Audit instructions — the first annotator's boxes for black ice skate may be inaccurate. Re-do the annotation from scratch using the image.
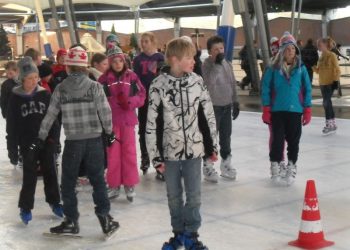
[97,214,120,240]
[140,157,150,175]
[44,218,81,239]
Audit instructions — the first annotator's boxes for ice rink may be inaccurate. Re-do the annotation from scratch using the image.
[0,112,349,250]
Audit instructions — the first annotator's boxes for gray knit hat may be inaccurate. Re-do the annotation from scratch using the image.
[17,56,39,81]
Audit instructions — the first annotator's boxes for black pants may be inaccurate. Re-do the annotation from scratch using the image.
[242,67,252,87]
[138,103,149,163]
[320,85,335,120]
[7,134,19,163]
[270,112,302,164]
[18,142,61,211]
[306,66,314,83]
[214,105,232,160]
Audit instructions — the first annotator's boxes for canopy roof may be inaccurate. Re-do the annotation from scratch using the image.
[0,0,349,23]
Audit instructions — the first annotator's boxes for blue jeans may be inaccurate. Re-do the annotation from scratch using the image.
[214,105,232,159]
[320,85,335,120]
[164,158,202,233]
[61,137,110,221]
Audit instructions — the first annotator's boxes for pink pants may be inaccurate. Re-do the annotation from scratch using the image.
[106,125,139,188]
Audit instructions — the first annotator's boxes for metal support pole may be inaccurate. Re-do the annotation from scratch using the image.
[216,3,222,30]
[133,6,140,34]
[16,23,23,57]
[174,17,180,38]
[49,0,65,48]
[69,0,80,44]
[35,15,42,53]
[63,0,77,45]
[261,0,271,57]
[96,20,102,44]
[241,1,260,95]
[295,0,303,40]
[252,0,270,69]
[291,0,297,36]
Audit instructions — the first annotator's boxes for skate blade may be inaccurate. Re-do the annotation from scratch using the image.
[322,131,336,136]
[104,226,120,241]
[43,232,82,239]
[220,174,236,181]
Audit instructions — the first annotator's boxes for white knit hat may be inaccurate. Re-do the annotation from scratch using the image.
[65,46,88,67]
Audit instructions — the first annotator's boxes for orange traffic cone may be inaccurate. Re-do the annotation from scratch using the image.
[289,180,334,249]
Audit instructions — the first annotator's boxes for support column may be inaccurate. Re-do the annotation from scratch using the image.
[261,0,271,57]
[34,0,53,58]
[49,0,65,48]
[69,0,80,44]
[63,0,77,45]
[253,0,270,68]
[321,10,330,38]
[174,17,180,38]
[96,20,102,44]
[295,0,303,40]
[291,0,297,36]
[131,6,140,34]
[16,23,23,57]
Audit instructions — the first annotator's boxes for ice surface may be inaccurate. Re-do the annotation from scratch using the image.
[0,112,349,250]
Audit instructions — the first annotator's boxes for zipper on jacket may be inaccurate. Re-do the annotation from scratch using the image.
[179,79,188,157]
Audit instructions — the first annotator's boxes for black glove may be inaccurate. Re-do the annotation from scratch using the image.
[103,84,110,97]
[106,132,117,147]
[232,102,240,120]
[26,138,44,163]
[215,53,225,64]
[129,80,139,97]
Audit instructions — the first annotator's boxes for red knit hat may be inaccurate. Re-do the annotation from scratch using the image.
[56,48,67,60]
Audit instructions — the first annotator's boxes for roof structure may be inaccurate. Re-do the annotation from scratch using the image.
[0,0,349,23]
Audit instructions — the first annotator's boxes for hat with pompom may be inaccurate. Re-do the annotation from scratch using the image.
[107,45,125,63]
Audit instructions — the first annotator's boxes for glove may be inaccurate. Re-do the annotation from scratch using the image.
[155,163,165,174]
[262,106,271,124]
[117,92,129,110]
[26,138,44,163]
[209,152,218,162]
[302,107,312,126]
[215,53,225,64]
[232,102,240,120]
[106,132,117,147]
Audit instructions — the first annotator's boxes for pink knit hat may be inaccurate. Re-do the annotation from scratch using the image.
[65,46,88,67]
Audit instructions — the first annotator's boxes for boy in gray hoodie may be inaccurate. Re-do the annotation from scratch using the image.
[29,45,119,237]
[202,35,240,183]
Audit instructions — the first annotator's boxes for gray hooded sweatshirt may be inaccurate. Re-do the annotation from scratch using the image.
[202,57,238,106]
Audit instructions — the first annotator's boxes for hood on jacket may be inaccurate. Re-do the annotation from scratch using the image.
[60,73,93,98]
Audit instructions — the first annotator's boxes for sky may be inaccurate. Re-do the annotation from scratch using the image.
[101,5,350,34]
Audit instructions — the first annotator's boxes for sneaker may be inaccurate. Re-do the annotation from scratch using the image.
[50,203,64,218]
[270,161,281,184]
[282,161,297,186]
[183,232,208,250]
[162,233,184,250]
[220,155,237,180]
[50,217,79,234]
[124,186,136,202]
[97,214,120,235]
[203,159,219,183]
[108,187,120,200]
[20,208,32,225]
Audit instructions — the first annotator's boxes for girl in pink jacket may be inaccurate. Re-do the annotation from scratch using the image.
[99,46,146,202]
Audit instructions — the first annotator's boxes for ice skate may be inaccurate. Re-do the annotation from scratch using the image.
[203,159,218,183]
[183,232,208,250]
[270,161,281,185]
[220,155,237,180]
[282,161,297,186]
[107,187,120,200]
[20,208,32,225]
[124,186,136,202]
[49,218,80,235]
[162,233,184,250]
[97,214,120,240]
[140,156,150,175]
[156,170,165,182]
[322,120,336,135]
[50,203,64,218]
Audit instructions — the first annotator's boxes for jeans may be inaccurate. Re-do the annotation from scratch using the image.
[164,158,202,233]
[18,142,60,210]
[270,112,302,164]
[214,105,232,160]
[320,85,335,120]
[61,137,110,221]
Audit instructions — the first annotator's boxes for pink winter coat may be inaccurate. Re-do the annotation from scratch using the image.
[98,69,146,127]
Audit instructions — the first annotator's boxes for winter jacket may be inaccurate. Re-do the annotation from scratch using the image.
[301,44,319,68]
[262,64,312,113]
[313,50,341,85]
[6,85,59,147]
[146,69,218,167]
[202,57,238,106]
[51,64,67,91]
[1,78,18,118]
[38,73,113,141]
[98,69,146,127]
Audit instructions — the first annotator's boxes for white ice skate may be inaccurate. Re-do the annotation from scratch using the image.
[282,161,297,186]
[107,187,120,200]
[124,186,136,202]
[270,162,281,185]
[322,120,337,136]
[203,159,219,183]
[220,155,237,180]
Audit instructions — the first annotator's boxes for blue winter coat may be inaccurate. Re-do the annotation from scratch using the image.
[262,64,312,113]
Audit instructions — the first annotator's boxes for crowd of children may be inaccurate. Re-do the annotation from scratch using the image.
[0,29,342,248]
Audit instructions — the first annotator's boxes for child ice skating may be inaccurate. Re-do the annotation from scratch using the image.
[99,45,146,201]
[6,57,62,224]
[262,32,312,185]
[34,46,119,237]
[146,38,218,250]
[202,35,240,183]
[133,31,165,179]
